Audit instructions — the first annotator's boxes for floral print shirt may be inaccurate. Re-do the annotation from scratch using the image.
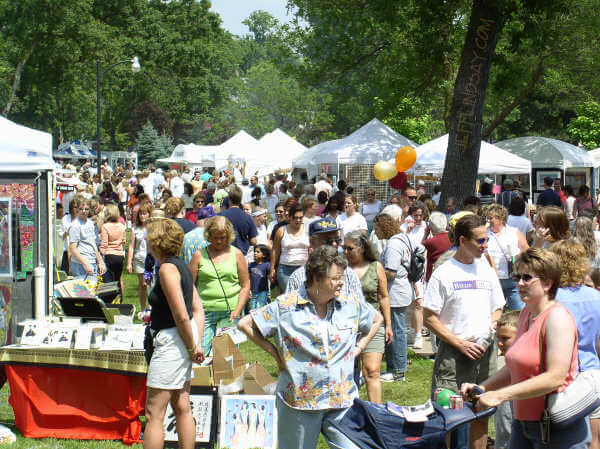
[251,284,375,410]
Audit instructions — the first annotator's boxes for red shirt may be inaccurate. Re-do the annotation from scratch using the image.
[555,189,566,206]
[422,232,452,281]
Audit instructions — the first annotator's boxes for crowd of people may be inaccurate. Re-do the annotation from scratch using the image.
[54,159,600,449]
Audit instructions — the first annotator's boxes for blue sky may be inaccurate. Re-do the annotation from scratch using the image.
[209,0,294,36]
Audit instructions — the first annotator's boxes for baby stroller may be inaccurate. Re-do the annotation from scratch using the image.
[332,397,496,449]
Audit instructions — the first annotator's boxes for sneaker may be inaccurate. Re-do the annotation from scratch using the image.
[393,372,406,382]
[412,335,424,349]
[421,329,430,337]
[380,372,394,382]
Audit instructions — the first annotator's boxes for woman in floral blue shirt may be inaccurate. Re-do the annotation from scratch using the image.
[238,245,383,449]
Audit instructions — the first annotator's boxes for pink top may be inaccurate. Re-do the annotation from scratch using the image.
[100,222,126,256]
[505,302,578,421]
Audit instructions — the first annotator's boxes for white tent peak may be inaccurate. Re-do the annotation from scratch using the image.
[0,116,53,172]
[220,130,259,150]
[495,136,594,168]
[347,118,418,149]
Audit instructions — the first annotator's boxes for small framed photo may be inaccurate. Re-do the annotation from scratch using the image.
[535,170,561,191]
[164,386,218,448]
[0,198,12,278]
[219,395,277,449]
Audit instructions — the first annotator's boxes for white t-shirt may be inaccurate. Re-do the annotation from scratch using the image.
[506,215,533,238]
[487,225,520,279]
[423,257,505,341]
[337,212,367,236]
[400,219,427,245]
[566,196,576,220]
[314,180,332,198]
[360,200,382,222]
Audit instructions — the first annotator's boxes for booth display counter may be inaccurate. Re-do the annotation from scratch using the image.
[0,346,146,445]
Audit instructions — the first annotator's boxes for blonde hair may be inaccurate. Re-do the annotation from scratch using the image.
[146,218,184,258]
[103,204,120,223]
[204,216,235,245]
[164,197,185,217]
[484,203,508,223]
[497,310,520,329]
[549,239,590,287]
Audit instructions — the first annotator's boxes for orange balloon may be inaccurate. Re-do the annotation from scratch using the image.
[395,146,417,172]
[373,161,397,181]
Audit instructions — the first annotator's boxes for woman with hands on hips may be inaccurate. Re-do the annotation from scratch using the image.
[189,216,250,355]
[143,218,205,449]
[237,245,383,449]
[461,248,588,449]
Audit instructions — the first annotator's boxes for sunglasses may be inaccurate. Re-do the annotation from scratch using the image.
[473,237,489,244]
[512,273,537,283]
[342,246,357,252]
[407,196,417,200]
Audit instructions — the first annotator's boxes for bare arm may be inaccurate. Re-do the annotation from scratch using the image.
[231,249,251,321]
[189,250,202,286]
[191,288,205,350]
[160,263,204,362]
[99,226,108,256]
[69,241,92,273]
[126,231,135,272]
[355,310,384,357]
[376,262,393,343]
[238,315,285,372]
[474,306,576,410]
[516,229,529,252]
[424,308,487,360]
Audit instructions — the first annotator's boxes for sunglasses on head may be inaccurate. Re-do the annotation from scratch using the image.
[512,273,537,282]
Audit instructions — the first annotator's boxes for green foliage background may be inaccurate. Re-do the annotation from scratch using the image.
[1,0,600,165]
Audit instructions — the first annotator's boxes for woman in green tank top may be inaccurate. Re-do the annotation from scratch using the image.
[343,231,393,403]
[189,216,251,354]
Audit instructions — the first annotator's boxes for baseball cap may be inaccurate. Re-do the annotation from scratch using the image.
[197,206,216,219]
[503,178,514,186]
[251,208,267,217]
[309,217,340,236]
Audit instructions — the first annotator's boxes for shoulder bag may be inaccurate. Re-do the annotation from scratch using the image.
[538,311,600,441]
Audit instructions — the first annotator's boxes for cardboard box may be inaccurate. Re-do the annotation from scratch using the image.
[212,334,247,386]
[191,365,214,386]
[243,362,277,395]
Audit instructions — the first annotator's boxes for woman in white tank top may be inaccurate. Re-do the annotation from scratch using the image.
[270,205,309,291]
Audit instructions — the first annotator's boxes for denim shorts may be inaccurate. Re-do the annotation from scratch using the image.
[509,417,590,448]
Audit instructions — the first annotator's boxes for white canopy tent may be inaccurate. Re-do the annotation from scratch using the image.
[157,143,217,167]
[495,136,594,169]
[0,116,53,322]
[0,116,54,172]
[586,147,600,166]
[244,129,309,177]
[413,134,532,175]
[215,130,260,170]
[293,118,418,178]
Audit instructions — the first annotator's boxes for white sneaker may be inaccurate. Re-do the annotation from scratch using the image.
[380,372,394,382]
[412,335,424,349]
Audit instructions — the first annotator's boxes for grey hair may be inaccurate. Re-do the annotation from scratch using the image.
[305,245,348,286]
[344,231,377,262]
[428,211,448,234]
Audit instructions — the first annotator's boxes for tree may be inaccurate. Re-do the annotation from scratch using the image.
[440,0,506,206]
[568,101,600,150]
[135,121,171,168]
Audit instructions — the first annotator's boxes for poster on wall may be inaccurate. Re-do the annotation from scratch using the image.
[0,198,12,278]
[219,395,277,449]
[164,386,218,448]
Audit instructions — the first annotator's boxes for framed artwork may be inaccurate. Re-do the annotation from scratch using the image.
[565,172,588,191]
[0,198,12,278]
[535,170,561,191]
[164,386,218,448]
[219,395,277,449]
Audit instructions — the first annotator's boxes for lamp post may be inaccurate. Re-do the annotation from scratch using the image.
[96,56,141,179]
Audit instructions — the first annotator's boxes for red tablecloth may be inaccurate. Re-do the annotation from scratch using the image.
[6,364,146,445]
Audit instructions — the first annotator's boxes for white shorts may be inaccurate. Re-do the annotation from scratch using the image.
[133,259,145,274]
[146,325,199,390]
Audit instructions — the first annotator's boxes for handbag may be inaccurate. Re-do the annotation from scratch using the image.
[538,312,600,433]
[143,325,155,365]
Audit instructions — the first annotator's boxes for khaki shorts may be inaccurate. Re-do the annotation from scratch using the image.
[363,326,385,353]
[586,369,600,419]
[431,340,498,398]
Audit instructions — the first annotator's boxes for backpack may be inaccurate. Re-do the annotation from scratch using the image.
[400,234,425,283]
